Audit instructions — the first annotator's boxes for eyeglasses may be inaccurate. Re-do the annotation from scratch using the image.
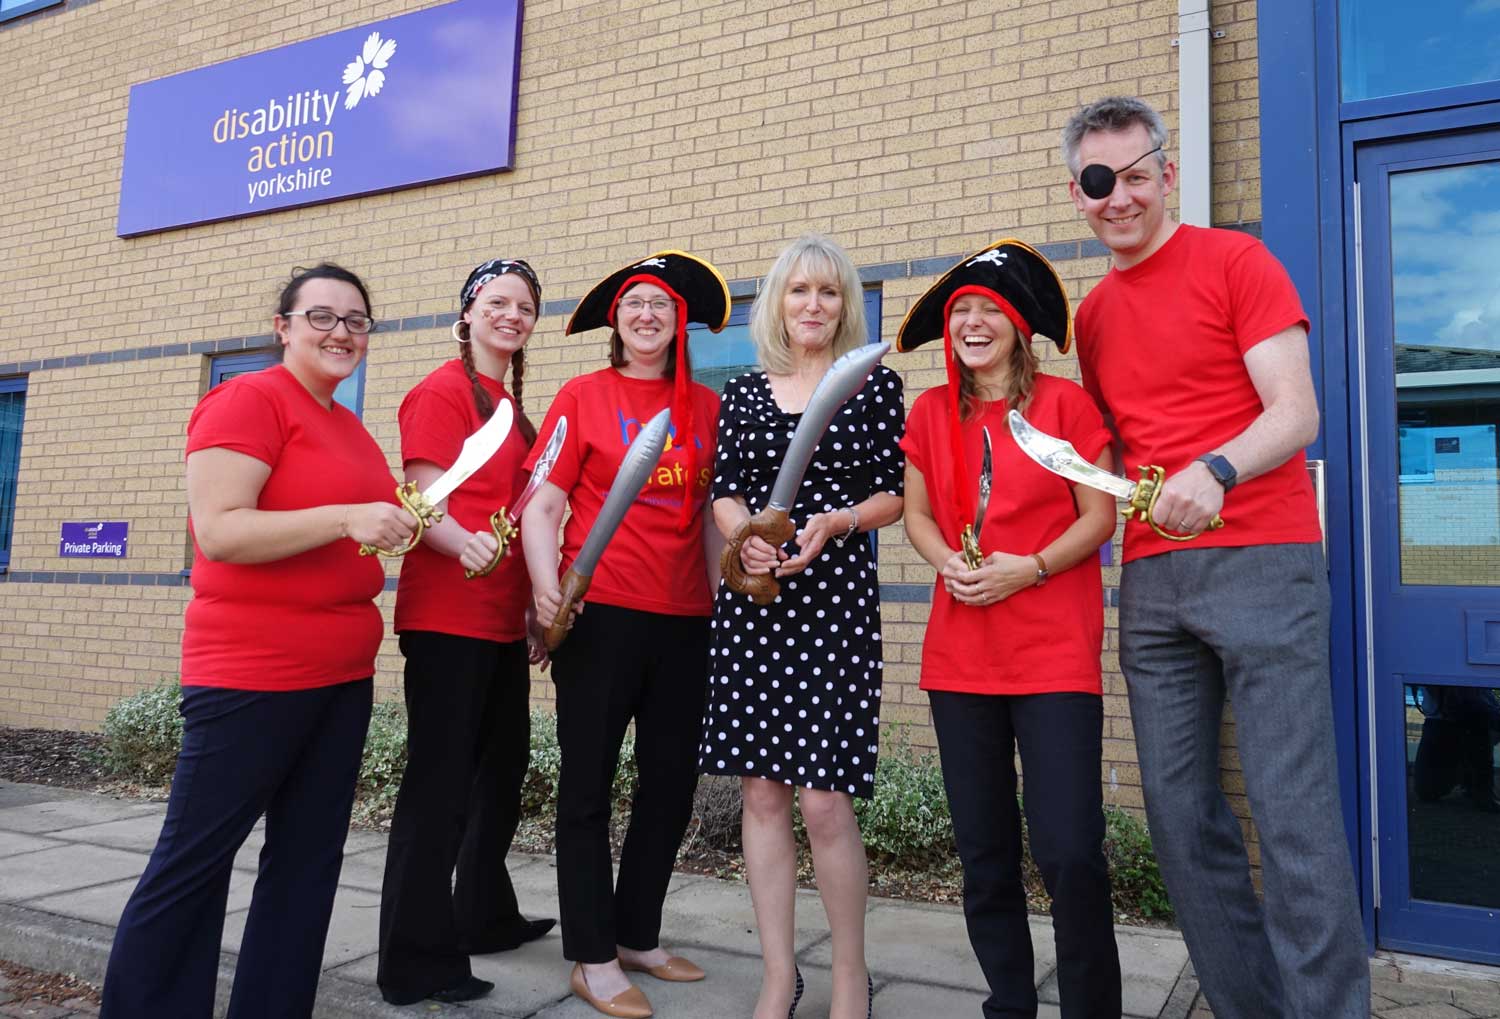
[618,297,675,315]
[1078,146,1164,200]
[284,309,377,334]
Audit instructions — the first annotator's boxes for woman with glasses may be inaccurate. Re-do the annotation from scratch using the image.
[699,234,905,1019]
[376,259,556,1006]
[521,252,728,1019]
[102,264,417,1019]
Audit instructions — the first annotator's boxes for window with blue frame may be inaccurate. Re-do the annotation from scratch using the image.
[210,349,366,417]
[1340,1,1500,102]
[688,286,884,393]
[0,376,26,571]
[0,0,64,24]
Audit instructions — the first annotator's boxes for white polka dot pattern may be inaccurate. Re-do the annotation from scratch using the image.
[698,365,905,799]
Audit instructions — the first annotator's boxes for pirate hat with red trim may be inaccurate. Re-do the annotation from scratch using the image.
[565,250,731,336]
[895,239,1072,354]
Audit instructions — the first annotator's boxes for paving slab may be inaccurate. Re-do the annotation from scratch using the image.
[0,798,162,837]
[802,898,1022,992]
[0,846,151,903]
[529,946,827,1019]
[39,813,170,854]
[0,834,64,860]
[657,873,831,958]
[24,868,256,928]
[0,786,91,811]
[874,979,1062,1018]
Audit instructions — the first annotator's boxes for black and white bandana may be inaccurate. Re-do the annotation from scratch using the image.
[460,258,541,311]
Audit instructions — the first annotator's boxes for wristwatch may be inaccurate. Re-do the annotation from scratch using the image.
[1195,453,1238,493]
[1029,552,1049,587]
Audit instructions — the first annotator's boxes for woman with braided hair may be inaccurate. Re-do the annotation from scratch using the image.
[377,258,555,1007]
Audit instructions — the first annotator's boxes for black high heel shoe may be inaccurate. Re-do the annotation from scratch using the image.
[787,966,804,1019]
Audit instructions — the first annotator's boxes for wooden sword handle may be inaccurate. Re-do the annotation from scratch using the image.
[720,506,797,606]
[544,568,591,651]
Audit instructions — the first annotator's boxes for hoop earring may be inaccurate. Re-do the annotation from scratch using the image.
[452,320,470,344]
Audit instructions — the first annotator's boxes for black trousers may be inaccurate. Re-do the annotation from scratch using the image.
[101,679,372,1019]
[377,632,532,997]
[551,603,709,962]
[928,690,1122,1019]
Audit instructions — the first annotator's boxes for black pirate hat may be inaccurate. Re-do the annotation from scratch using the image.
[895,239,1071,354]
[565,250,730,336]
[895,240,1072,545]
[567,250,729,532]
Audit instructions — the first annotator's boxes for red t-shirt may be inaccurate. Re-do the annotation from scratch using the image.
[1074,224,1322,563]
[526,367,719,617]
[182,364,396,690]
[394,360,533,643]
[900,375,1111,695]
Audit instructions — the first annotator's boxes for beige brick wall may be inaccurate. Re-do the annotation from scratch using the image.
[1,0,1263,830]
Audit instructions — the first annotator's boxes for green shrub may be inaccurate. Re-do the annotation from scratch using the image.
[853,729,955,867]
[1102,804,1173,921]
[101,681,183,785]
[355,699,408,819]
[520,708,562,816]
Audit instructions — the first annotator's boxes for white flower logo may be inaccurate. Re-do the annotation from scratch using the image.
[342,31,397,110]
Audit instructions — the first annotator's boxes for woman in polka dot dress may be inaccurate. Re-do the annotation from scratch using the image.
[699,235,905,1019]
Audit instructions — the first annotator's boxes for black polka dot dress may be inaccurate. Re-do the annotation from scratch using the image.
[699,364,905,799]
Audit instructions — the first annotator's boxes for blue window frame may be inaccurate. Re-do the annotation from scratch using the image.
[688,286,884,393]
[210,349,366,417]
[1,0,63,24]
[0,376,27,571]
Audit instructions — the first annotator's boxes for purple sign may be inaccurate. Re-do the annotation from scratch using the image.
[117,0,522,237]
[60,522,129,558]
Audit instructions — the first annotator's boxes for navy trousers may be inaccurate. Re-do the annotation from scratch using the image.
[929,690,1122,1019]
[377,632,532,998]
[101,679,372,1019]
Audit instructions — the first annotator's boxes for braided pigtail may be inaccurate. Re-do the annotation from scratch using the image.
[511,347,538,445]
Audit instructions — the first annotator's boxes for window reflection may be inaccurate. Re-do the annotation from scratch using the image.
[1342,1,1500,102]
[1391,164,1500,586]
[1405,682,1500,908]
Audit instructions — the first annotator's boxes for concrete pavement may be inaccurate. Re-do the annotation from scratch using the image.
[0,781,1495,1018]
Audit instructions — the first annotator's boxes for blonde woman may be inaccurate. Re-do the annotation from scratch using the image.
[700,235,905,1019]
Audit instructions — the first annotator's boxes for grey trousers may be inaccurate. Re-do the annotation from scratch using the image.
[1120,543,1368,1019]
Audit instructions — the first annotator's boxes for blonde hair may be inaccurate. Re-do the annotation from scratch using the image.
[750,235,867,375]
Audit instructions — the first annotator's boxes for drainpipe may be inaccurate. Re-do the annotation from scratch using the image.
[1177,0,1212,226]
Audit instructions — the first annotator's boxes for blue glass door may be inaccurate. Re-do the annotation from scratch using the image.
[1355,128,1500,965]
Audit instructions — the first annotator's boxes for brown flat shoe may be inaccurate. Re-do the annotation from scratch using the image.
[620,954,706,982]
[570,963,654,1018]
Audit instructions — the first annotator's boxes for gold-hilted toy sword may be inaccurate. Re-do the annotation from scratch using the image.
[464,416,568,580]
[960,426,992,570]
[358,400,515,559]
[1007,410,1224,543]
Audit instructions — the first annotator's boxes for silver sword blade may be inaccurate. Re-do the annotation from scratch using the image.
[1007,409,1135,500]
[507,416,568,522]
[423,399,515,505]
[974,426,993,544]
[767,342,890,511]
[570,407,672,578]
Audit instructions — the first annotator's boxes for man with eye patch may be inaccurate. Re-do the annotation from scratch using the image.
[1059,96,1369,1019]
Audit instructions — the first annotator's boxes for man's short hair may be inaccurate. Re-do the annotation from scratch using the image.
[1060,96,1169,177]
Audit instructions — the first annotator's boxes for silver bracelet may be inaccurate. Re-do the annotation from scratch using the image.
[833,506,860,547]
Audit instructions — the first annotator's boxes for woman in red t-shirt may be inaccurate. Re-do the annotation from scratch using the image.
[102,264,417,1019]
[521,252,727,1019]
[896,241,1124,1018]
[376,259,556,1007]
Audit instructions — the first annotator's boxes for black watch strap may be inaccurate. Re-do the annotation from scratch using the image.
[1195,453,1238,493]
